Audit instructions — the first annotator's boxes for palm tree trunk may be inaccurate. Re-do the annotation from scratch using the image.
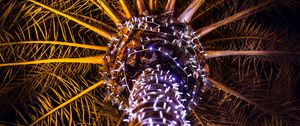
[106,15,209,126]
[128,67,188,126]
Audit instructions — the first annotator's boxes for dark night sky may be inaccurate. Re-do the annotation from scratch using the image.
[258,5,300,99]
[277,6,300,99]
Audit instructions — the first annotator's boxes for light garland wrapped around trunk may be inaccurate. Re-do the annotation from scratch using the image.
[103,15,210,125]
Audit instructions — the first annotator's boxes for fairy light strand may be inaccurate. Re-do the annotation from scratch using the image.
[102,15,211,125]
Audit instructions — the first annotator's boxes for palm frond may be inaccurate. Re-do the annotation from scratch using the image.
[177,0,204,23]
[0,0,299,125]
[196,0,274,38]
[27,0,115,40]
[30,80,105,125]
[0,41,107,51]
[206,50,300,58]
[136,0,149,15]
[89,0,124,26]
[0,55,105,67]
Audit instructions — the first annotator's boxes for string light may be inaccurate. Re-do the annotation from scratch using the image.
[102,14,211,125]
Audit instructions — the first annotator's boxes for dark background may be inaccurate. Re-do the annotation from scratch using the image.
[257,5,300,100]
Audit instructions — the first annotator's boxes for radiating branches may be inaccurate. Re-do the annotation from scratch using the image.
[165,0,176,15]
[149,0,158,13]
[0,41,108,51]
[136,0,149,15]
[191,0,225,22]
[0,55,106,67]
[208,78,270,114]
[119,0,133,18]
[205,51,300,59]
[30,80,105,126]
[27,0,115,41]
[90,0,124,27]
[196,0,274,38]
[177,0,204,23]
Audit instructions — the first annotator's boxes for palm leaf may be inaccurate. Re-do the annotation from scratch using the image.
[0,0,299,125]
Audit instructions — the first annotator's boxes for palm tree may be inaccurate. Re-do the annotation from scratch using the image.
[0,0,299,125]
